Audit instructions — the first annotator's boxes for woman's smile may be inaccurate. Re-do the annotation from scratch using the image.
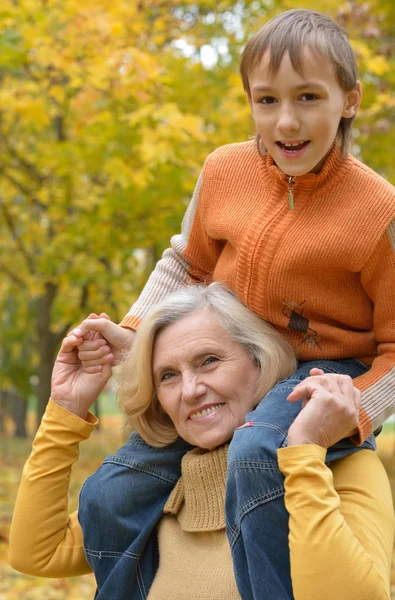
[152,309,259,449]
[188,403,226,421]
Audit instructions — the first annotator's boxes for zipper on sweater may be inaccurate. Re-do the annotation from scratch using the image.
[287,176,295,210]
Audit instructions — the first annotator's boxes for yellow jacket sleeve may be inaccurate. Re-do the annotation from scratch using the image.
[9,400,98,577]
[278,445,394,600]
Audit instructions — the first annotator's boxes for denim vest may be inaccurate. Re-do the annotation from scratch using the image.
[79,359,376,600]
[79,434,192,599]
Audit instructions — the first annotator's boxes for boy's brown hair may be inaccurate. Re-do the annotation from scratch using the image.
[240,9,358,157]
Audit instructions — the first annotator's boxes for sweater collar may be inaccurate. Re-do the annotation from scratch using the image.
[164,444,228,532]
[259,141,350,194]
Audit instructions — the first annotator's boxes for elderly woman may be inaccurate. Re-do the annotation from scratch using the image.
[9,284,394,600]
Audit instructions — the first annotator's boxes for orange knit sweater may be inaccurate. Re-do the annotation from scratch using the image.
[121,141,395,443]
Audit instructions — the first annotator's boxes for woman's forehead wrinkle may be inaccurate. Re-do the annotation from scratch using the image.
[153,332,226,372]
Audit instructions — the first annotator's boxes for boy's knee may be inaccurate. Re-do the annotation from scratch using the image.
[229,422,287,465]
[228,380,305,465]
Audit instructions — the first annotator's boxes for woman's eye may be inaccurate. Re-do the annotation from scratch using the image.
[202,356,219,366]
[300,93,318,101]
[160,372,175,382]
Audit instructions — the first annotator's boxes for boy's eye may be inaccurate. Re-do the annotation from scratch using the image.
[300,93,318,101]
[259,96,277,105]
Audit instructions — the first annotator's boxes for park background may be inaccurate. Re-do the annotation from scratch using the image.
[0,0,394,597]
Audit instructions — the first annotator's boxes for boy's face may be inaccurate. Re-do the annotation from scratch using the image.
[247,47,361,176]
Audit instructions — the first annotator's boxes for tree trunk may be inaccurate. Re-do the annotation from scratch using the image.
[0,389,7,434]
[36,283,62,429]
[12,394,27,438]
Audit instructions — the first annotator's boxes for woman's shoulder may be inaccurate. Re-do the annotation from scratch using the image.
[331,449,393,506]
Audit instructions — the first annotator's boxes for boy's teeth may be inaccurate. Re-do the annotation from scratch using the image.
[279,140,309,152]
[190,404,224,420]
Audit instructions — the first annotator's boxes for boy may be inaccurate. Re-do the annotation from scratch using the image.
[74,9,395,598]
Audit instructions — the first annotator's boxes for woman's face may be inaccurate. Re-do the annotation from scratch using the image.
[152,309,259,450]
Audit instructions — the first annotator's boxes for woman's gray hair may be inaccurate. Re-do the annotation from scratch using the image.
[117,283,296,447]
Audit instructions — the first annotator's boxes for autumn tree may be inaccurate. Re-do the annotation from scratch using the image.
[0,0,394,431]
[0,0,260,428]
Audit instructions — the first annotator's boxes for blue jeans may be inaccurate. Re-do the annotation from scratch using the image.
[226,358,375,600]
[78,359,375,599]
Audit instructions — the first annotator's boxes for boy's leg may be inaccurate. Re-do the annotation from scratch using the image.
[226,359,375,600]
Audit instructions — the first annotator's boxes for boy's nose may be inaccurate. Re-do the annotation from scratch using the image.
[277,105,300,132]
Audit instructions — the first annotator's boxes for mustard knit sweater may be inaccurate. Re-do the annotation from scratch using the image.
[120,141,395,444]
[9,401,394,600]
[148,445,240,599]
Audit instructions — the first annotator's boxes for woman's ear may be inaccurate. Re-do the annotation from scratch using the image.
[342,81,362,119]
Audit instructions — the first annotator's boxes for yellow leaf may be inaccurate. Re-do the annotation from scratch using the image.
[15,99,50,128]
[50,85,66,103]
[365,55,390,77]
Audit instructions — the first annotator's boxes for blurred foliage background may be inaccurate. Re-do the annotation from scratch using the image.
[0,0,394,429]
[0,0,394,597]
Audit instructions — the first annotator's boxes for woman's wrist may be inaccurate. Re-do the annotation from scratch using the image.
[50,397,89,420]
[287,434,322,447]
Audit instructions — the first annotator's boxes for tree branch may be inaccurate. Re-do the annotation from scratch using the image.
[1,170,48,211]
[1,137,46,186]
[0,263,26,287]
[2,170,34,196]
[79,283,89,311]
[0,200,36,274]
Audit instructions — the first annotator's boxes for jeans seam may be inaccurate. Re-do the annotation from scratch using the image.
[321,365,362,376]
[226,486,286,547]
[228,460,281,474]
[137,563,147,600]
[84,548,141,560]
[102,457,180,484]
[267,384,296,393]
[239,422,288,436]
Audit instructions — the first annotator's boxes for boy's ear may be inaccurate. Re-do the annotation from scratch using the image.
[342,81,362,118]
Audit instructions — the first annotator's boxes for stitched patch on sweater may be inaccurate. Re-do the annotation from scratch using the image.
[282,300,322,350]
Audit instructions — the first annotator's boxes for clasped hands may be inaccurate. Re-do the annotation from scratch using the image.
[51,315,360,447]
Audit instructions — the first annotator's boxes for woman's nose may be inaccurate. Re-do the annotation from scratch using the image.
[181,373,206,403]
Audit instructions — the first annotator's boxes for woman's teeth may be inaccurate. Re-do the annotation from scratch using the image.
[189,404,224,420]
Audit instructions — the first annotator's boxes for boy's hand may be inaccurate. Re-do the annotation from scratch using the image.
[286,368,361,448]
[72,313,136,373]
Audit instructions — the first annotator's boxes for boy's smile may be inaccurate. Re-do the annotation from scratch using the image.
[248,48,361,177]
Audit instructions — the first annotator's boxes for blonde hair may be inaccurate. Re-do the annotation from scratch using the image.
[240,9,358,158]
[117,283,296,447]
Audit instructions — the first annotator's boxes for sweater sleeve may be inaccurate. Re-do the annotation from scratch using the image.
[278,445,394,600]
[9,400,98,578]
[353,218,395,443]
[120,166,223,331]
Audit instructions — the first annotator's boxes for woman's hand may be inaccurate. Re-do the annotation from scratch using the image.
[51,330,112,419]
[72,313,135,373]
[286,368,361,448]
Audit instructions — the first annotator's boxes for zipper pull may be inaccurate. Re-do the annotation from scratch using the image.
[288,176,295,210]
